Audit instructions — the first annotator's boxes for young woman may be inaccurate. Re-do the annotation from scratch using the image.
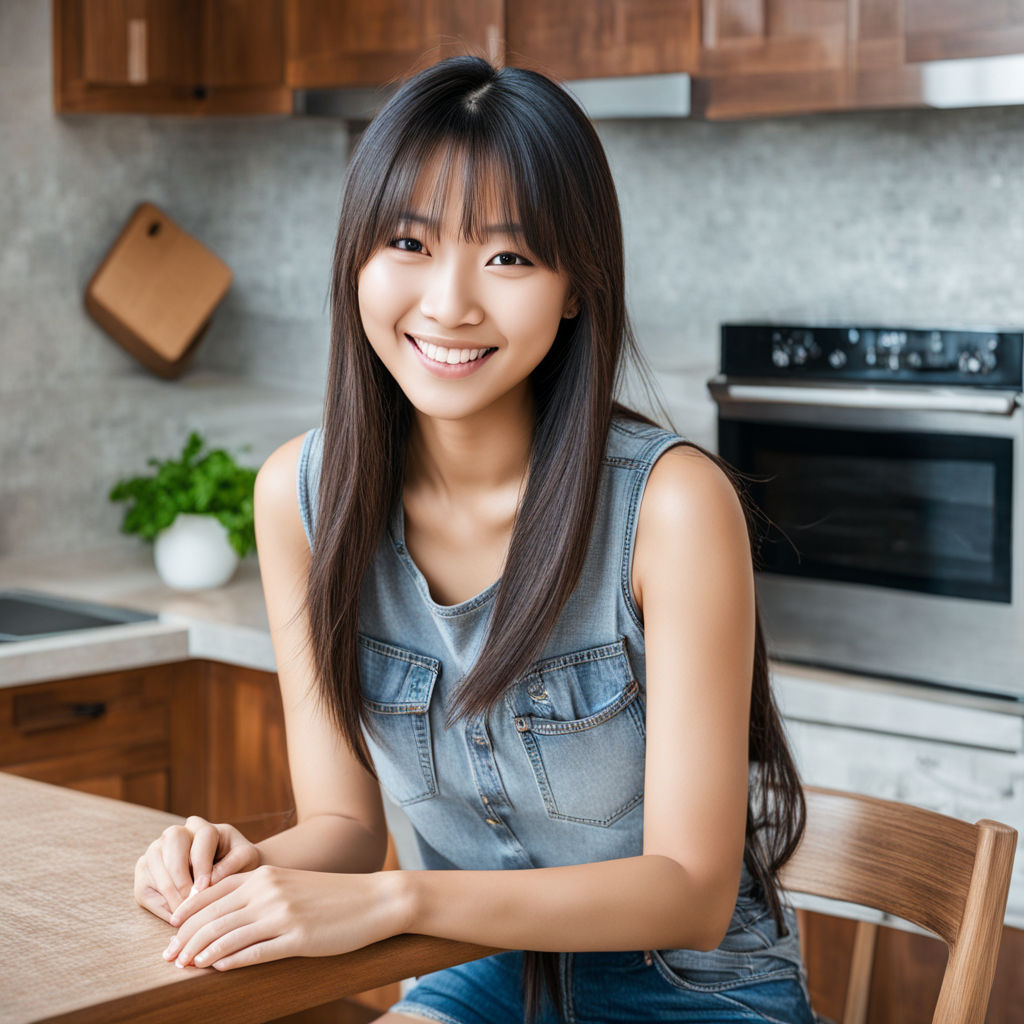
[135,56,815,1024]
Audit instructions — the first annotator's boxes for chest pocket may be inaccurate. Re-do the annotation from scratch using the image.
[507,637,645,827]
[358,635,440,806]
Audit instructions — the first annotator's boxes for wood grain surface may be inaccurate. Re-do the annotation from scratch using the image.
[0,773,496,1024]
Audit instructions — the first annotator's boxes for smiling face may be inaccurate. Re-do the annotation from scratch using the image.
[356,159,575,426]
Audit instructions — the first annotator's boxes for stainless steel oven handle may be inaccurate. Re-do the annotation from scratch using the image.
[707,378,1021,416]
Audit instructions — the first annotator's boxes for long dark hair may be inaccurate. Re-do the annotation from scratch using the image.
[305,55,805,1023]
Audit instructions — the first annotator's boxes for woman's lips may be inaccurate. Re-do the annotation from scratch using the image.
[406,334,497,379]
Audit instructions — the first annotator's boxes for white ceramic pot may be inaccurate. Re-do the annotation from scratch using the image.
[153,513,240,591]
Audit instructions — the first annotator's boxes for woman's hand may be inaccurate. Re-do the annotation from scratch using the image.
[161,865,406,971]
[135,816,261,923]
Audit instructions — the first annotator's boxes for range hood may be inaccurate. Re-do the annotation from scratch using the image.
[296,72,691,121]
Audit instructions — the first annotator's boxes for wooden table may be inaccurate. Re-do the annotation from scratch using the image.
[0,774,496,1024]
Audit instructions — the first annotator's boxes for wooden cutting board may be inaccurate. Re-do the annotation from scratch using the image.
[85,202,233,378]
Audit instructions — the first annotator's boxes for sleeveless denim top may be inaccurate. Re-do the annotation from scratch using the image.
[297,415,806,990]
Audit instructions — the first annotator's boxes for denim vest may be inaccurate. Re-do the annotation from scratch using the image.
[297,416,806,990]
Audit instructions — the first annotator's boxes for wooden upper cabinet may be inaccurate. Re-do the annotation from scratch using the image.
[904,0,1024,62]
[55,0,291,114]
[700,0,847,75]
[849,0,1024,110]
[78,0,202,88]
[204,0,286,88]
[696,0,850,118]
[851,0,1024,70]
[285,0,504,89]
[505,0,700,81]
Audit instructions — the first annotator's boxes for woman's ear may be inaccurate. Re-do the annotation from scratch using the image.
[562,295,580,319]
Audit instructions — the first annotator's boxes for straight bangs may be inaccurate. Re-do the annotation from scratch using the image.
[345,112,577,281]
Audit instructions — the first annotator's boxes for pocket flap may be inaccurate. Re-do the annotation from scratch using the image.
[358,635,440,713]
[509,637,638,723]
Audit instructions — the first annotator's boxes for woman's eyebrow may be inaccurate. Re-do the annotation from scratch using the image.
[397,211,523,236]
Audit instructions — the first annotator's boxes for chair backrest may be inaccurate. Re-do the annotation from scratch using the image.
[779,786,1018,1024]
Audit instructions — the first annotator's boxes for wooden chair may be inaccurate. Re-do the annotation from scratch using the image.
[779,786,1018,1024]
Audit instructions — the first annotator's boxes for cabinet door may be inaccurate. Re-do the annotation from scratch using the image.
[506,0,699,80]
[849,0,1024,110]
[905,0,1024,62]
[696,0,850,118]
[203,0,285,88]
[55,0,291,114]
[285,0,504,89]
[199,661,296,842]
[0,664,175,810]
[79,0,202,87]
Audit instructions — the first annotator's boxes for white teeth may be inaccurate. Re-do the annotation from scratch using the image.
[412,337,491,366]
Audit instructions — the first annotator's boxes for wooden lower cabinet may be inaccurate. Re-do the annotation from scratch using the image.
[0,662,177,806]
[797,909,1024,1024]
[178,660,298,842]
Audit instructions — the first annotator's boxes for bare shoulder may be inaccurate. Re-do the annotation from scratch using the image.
[640,443,745,530]
[254,433,310,553]
[632,444,750,614]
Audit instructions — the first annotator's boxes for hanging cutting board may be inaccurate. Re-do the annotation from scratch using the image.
[84,202,233,379]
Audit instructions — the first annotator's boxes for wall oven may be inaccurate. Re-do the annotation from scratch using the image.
[708,323,1024,700]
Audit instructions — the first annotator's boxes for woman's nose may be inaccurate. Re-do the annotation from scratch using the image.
[419,259,484,327]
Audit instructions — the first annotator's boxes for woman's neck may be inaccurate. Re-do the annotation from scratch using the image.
[405,383,534,502]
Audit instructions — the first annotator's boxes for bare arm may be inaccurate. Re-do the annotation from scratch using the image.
[134,435,387,922]
[251,435,389,875]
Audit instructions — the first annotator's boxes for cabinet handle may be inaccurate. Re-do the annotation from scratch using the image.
[13,698,108,734]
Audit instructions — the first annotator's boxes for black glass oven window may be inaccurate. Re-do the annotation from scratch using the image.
[718,421,1013,602]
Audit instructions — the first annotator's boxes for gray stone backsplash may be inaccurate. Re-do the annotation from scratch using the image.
[3,0,1024,556]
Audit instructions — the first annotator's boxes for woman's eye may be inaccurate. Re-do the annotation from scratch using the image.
[390,237,425,253]
[489,252,532,267]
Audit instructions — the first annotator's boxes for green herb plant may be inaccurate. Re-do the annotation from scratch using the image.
[109,432,258,558]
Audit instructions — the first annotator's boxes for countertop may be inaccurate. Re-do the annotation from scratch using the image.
[0,544,276,687]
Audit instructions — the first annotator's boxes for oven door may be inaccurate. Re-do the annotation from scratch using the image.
[710,378,1024,699]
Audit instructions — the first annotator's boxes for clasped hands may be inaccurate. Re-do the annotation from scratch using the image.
[135,816,399,972]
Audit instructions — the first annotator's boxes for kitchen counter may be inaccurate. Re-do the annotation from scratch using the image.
[0,544,276,687]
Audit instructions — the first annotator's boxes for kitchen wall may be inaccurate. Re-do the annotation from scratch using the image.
[3,0,1024,558]
[1,1,342,557]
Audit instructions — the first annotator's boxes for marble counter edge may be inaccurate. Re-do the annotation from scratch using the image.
[0,616,277,688]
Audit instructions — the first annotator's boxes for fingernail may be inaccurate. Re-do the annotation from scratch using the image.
[175,954,189,968]
[163,939,179,960]
[197,875,209,890]
[188,883,199,897]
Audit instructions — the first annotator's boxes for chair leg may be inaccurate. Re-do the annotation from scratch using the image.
[843,921,878,1024]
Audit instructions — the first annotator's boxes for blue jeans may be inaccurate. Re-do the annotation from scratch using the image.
[391,948,817,1023]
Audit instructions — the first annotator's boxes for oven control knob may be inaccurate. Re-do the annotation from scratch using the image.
[958,350,983,374]
[828,349,847,368]
[792,345,808,365]
[865,348,877,366]
[772,346,790,368]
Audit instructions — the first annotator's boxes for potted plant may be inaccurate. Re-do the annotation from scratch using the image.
[109,432,258,591]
